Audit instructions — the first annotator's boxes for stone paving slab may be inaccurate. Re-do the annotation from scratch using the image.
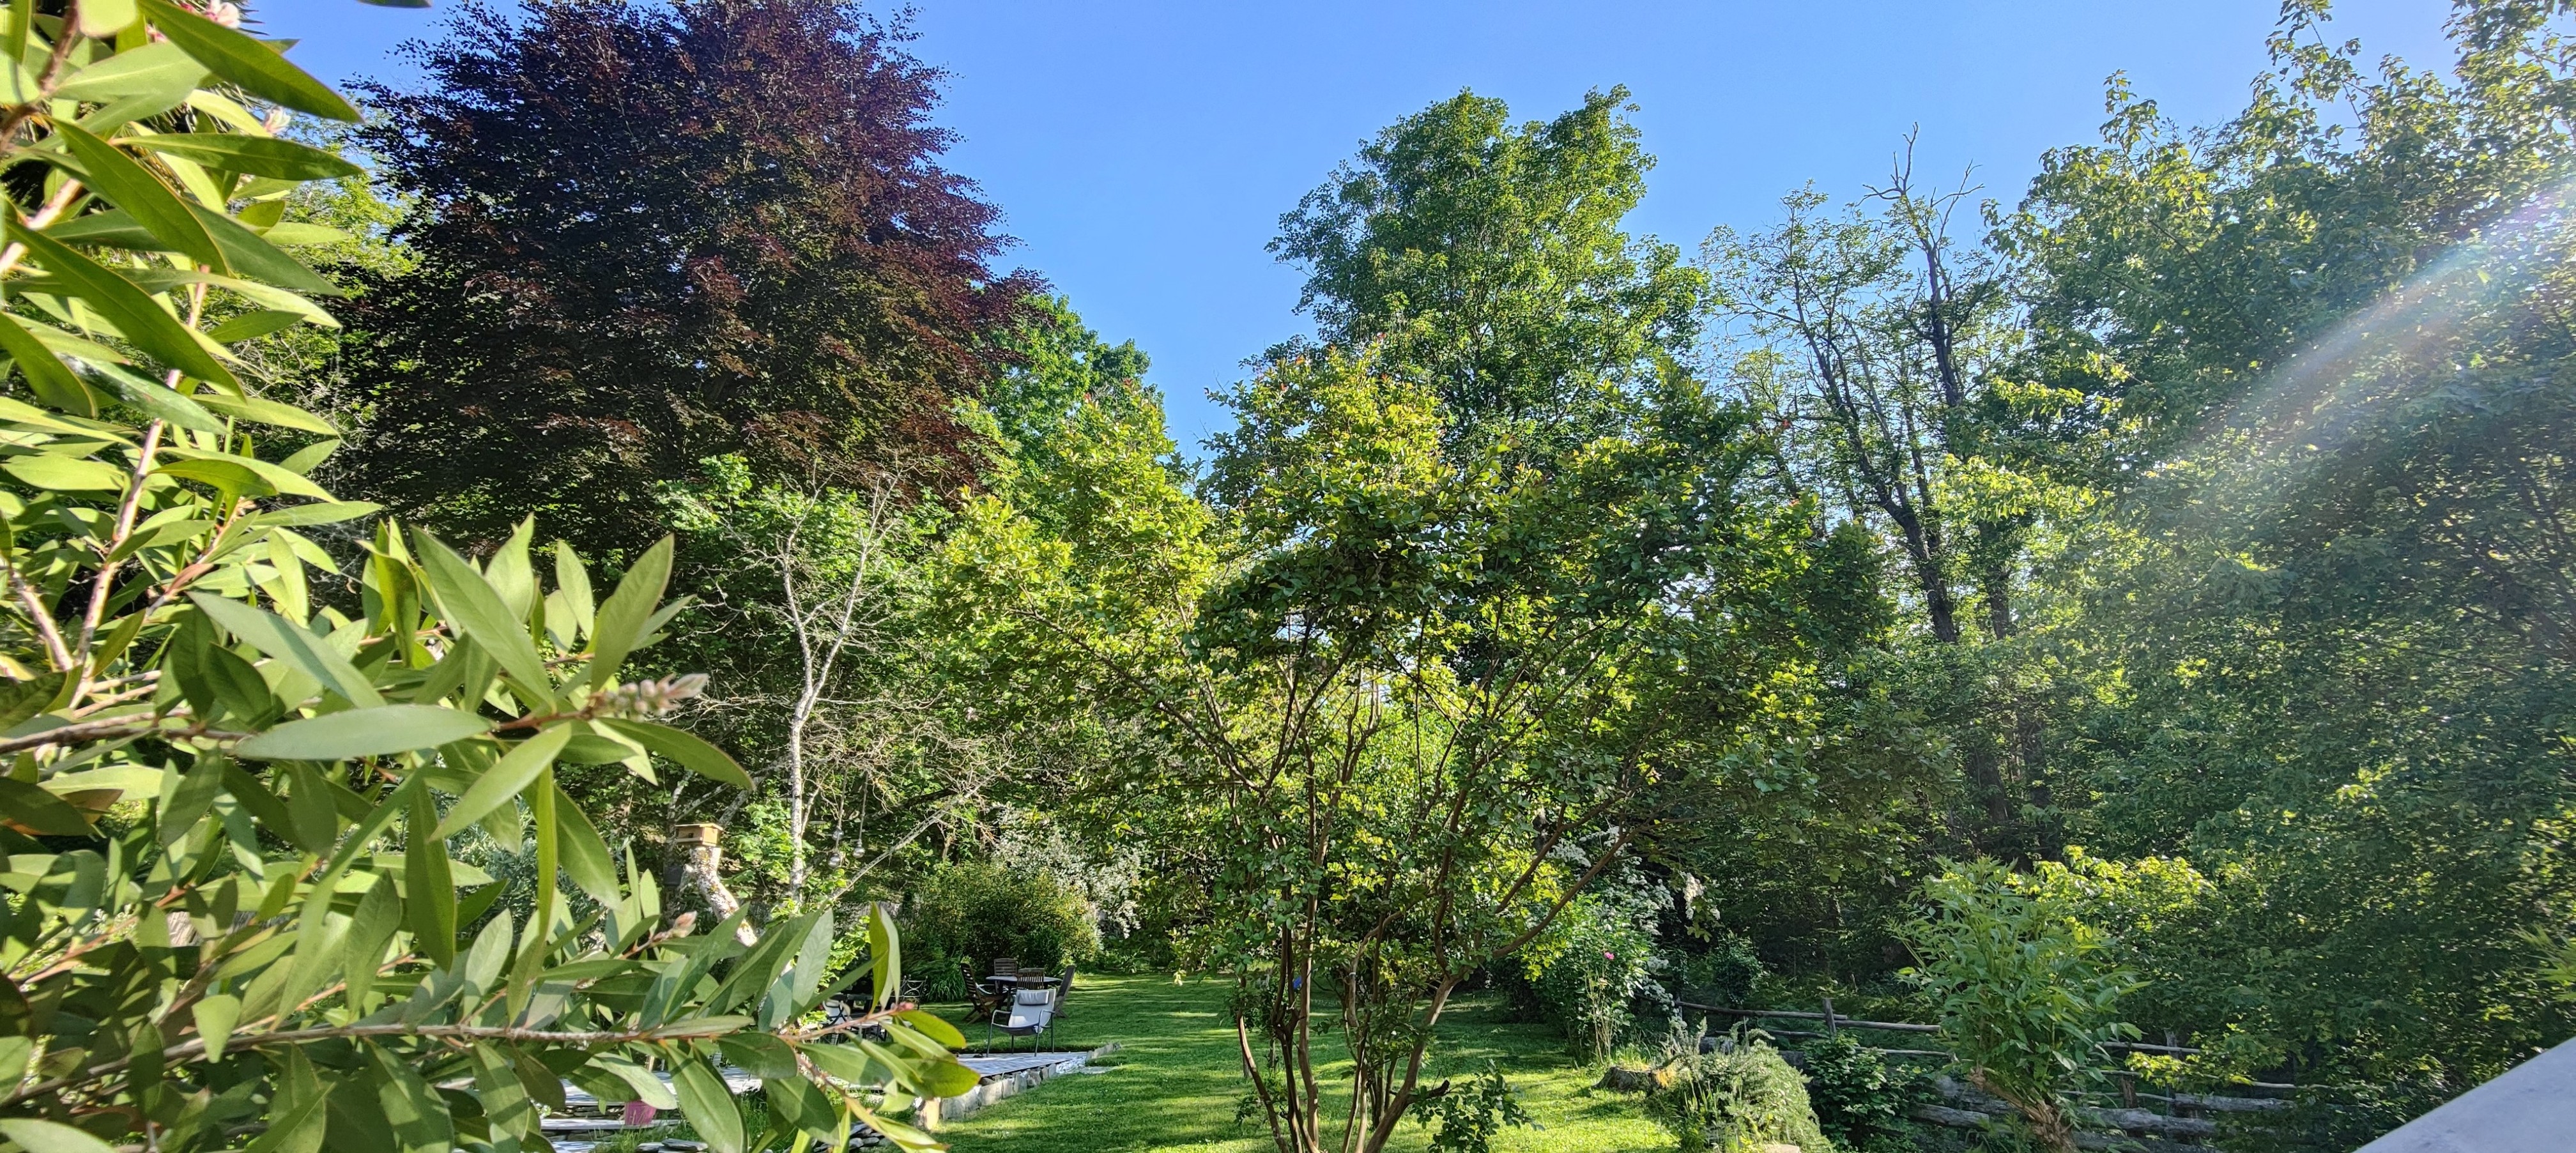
[960,1051,1094,1078]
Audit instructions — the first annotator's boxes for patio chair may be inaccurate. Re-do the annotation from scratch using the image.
[1045,963,1075,1045]
[990,956,1020,981]
[990,987,1053,1053]
[960,961,1008,1049]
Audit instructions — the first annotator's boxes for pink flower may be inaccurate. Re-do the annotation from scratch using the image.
[1603,950,1616,960]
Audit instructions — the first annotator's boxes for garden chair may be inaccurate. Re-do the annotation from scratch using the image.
[990,986,1053,1053]
[1045,963,1076,1045]
[991,956,1020,981]
[960,961,1008,1048]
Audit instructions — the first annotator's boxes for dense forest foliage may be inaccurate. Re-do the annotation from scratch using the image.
[0,0,2566,1150]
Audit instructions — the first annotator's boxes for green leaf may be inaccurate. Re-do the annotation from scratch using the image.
[132,133,362,180]
[51,42,208,105]
[245,500,378,529]
[343,878,400,1009]
[550,781,619,906]
[86,362,226,433]
[672,1057,745,1153]
[459,911,514,998]
[77,0,138,38]
[916,1054,981,1098]
[190,592,385,708]
[0,778,96,836]
[591,1055,678,1109]
[188,390,338,436]
[0,1118,118,1153]
[3,454,126,492]
[597,719,752,790]
[219,760,296,837]
[52,121,224,271]
[158,753,224,846]
[42,208,169,252]
[413,530,553,707]
[799,1042,871,1086]
[434,726,567,838]
[897,1009,967,1050]
[468,1042,539,1153]
[245,1050,328,1153]
[234,705,489,760]
[763,1075,843,1145]
[404,785,456,967]
[140,0,358,120]
[367,1041,457,1152]
[0,310,96,415]
[4,221,234,386]
[710,911,811,1015]
[786,910,835,1020]
[716,1033,799,1080]
[183,202,340,296]
[552,541,595,642]
[205,308,303,343]
[156,457,273,499]
[486,517,538,619]
[279,438,339,476]
[867,902,900,1011]
[0,673,65,732]
[192,992,241,1058]
[0,397,113,439]
[586,535,673,689]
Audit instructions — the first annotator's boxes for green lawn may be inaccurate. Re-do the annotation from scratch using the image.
[926,975,1673,1153]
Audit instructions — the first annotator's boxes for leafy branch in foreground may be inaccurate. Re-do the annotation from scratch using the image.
[0,4,972,1151]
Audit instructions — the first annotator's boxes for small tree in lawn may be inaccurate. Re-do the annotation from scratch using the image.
[0,7,970,1150]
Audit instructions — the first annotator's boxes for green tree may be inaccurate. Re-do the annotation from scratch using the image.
[2003,0,2576,1099]
[1272,88,1704,457]
[937,340,1839,1153]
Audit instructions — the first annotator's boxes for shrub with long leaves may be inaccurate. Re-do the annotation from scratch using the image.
[0,4,972,1151]
[1901,860,2141,1153]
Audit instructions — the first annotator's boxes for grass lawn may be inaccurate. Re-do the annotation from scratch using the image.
[926,975,1673,1153]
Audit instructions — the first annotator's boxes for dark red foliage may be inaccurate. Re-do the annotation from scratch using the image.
[338,0,1039,552]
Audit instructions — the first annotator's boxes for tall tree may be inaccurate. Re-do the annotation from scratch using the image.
[338,0,1039,553]
[1271,87,1704,457]
[1704,157,2067,846]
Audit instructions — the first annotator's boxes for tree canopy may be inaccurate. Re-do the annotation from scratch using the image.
[338,0,1039,554]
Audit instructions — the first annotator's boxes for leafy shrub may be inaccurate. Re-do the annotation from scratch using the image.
[1412,1062,1537,1153]
[1901,860,2140,1153]
[1669,931,1769,1009]
[1522,894,1660,1059]
[0,7,974,1150]
[1801,1034,1922,1152]
[1643,1034,1837,1152]
[905,860,1102,997]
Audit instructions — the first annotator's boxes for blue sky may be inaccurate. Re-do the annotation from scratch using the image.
[253,0,2455,450]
